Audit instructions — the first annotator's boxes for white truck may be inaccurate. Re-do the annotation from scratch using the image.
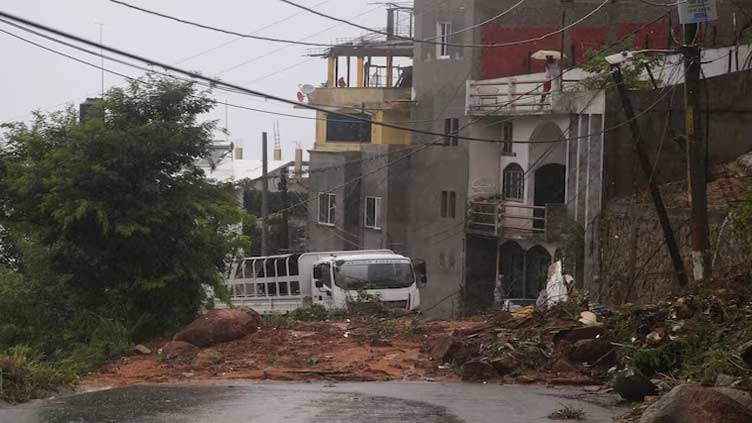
[223,250,427,314]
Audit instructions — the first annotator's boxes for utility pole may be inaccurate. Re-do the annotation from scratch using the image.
[261,132,269,256]
[95,22,104,96]
[278,166,290,252]
[683,22,711,281]
[611,65,689,287]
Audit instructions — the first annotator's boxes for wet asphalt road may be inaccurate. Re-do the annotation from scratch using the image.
[0,382,618,423]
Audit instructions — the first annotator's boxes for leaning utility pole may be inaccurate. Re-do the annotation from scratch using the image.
[261,132,269,256]
[683,21,711,281]
[611,65,689,287]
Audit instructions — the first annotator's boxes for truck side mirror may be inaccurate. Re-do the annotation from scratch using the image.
[315,280,323,289]
[414,259,428,288]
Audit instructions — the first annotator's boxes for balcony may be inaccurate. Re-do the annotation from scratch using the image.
[465,71,591,116]
[467,199,566,242]
[308,87,412,110]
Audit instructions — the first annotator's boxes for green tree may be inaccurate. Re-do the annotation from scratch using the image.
[580,35,656,90]
[0,75,248,342]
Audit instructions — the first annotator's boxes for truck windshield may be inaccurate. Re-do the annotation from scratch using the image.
[333,260,414,290]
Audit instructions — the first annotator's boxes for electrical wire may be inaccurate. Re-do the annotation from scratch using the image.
[107,0,349,48]
[0,7,681,152]
[0,11,615,145]
[172,0,331,65]
[111,0,610,50]
[423,0,529,41]
[277,0,611,49]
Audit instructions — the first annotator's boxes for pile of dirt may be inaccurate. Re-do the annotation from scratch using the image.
[81,315,468,389]
[82,307,609,390]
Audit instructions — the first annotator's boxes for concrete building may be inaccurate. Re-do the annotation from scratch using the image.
[407,0,752,317]
[299,0,752,317]
[305,6,416,255]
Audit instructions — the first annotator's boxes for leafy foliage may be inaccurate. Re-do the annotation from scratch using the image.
[580,36,656,91]
[0,75,249,401]
[0,346,78,404]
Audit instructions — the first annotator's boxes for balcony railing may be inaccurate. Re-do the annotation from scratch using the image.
[468,200,546,235]
[466,77,583,116]
[468,199,568,242]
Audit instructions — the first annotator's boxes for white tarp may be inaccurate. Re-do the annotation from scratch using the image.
[545,260,568,306]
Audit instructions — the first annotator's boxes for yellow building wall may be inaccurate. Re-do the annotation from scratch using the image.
[316,109,412,152]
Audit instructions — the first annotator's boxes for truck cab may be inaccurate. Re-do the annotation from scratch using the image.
[311,252,424,311]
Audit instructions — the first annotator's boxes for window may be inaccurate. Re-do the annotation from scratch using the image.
[501,122,514,154]
[318,193,336,225]
[326,113,372,143]
[503,164,525,201]
[441,190,456,218]
[437,22,451,58]
[365,196,382,229]
[444,118,459,146]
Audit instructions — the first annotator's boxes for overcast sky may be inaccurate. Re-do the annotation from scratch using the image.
[0,0,392,162]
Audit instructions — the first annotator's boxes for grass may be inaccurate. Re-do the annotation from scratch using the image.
[0,347,78,404]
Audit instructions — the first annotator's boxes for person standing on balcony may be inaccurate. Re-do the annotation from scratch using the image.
[541,55,561,105]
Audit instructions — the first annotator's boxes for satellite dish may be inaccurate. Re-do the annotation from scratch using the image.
[300,84,316,95]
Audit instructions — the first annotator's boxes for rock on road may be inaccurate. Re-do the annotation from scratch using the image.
[0,382,618,422]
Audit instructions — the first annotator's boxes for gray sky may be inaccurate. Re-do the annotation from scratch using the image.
[0,0,391,162]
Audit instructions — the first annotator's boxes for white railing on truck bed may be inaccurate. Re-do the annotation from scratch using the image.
[225,254,305,314]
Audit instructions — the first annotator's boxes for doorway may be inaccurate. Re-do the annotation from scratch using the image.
[533,163,566,229]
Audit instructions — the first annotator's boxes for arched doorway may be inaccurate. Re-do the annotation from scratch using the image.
[525,246,552,298]
[499,241,525,299]
[533,163,566,229]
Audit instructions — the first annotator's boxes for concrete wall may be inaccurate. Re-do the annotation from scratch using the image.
[306,145,412,254]
[595,204,748,306]
[407,145,468,318]
[603,70,752,201]
[306,151,354,252]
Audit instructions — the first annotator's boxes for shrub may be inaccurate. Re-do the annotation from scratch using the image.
[0,347,77,404]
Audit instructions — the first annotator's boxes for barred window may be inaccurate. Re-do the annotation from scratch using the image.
[501,122,513,154]
[503,163,524,201]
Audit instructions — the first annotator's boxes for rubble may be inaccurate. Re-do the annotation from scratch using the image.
[83,283,752,423]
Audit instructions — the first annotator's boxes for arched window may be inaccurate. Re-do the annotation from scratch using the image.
[503,163,524,201]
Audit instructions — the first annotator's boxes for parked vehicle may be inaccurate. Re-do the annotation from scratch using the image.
[222,250,427,314]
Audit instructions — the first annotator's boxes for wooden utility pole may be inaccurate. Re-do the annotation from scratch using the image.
[261,132,269,256]
[683,22,711,281]
[611,65,689,287]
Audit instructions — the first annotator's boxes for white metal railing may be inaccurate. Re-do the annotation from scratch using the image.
[467,200,547,236]
[466,77,583,115]
[227,255,302,300]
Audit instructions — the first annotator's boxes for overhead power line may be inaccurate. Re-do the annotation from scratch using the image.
[0,8,676,147]
[107,0,346,48]
[0,10,599,145]
[423,0,528,41]
[277,0,611,48]
[110,0,608,49]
